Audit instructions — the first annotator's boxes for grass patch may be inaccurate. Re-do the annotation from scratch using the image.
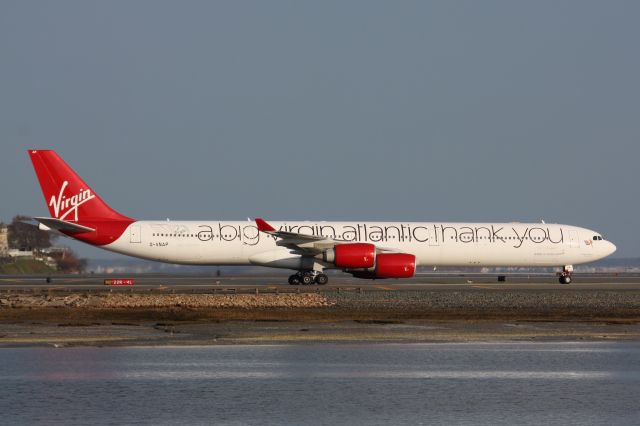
[0,259,55,274]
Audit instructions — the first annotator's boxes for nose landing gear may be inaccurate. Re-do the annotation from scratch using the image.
[288,271,329,285]
[558,265,573,284]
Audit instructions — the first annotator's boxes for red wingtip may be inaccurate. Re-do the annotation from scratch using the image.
[255,218,276,232]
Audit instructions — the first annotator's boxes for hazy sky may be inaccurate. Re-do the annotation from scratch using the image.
[1,1,638,259]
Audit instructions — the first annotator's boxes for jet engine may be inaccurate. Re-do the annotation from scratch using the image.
[349,253,416,279]
[374,253,416,278]
[322,243,376,268]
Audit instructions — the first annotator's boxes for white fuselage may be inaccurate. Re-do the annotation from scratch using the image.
[102,220,616,269]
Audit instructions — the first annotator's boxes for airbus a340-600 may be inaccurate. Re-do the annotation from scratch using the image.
[28,150,616,285]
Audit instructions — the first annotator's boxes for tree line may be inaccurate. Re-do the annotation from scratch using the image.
[2,215,87,273]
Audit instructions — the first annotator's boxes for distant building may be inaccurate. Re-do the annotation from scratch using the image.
[7,249,34,258]
[0,224,8,256]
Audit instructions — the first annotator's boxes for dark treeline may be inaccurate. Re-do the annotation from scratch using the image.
[1,215,86,273]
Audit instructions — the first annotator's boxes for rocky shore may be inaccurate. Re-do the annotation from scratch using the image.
[1,289,639,346]
[1,289,639,321]
[0,292,332,310]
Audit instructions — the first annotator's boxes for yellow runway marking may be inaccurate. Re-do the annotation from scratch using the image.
[471,285,501,290]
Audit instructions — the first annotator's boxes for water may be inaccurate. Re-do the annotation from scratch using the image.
[0,342,638,426]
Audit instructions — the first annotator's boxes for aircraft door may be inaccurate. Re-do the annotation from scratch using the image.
[130,224,141,243]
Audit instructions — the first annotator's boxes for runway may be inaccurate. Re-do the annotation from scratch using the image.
[1,272,639,293]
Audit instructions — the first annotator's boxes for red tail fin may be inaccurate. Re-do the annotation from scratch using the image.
[28,150,131,222]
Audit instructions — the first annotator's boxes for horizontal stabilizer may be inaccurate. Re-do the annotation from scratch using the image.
[34,217,95,233]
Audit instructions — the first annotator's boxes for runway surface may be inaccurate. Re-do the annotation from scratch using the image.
[1,272,639,292]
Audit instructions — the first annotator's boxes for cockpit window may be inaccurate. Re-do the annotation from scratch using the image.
[593,235,603,241]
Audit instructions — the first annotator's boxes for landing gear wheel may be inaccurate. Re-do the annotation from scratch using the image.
[559,265,573,285]
[315,274,329,285]
[300,274,314,285]
[559,275,572,284]
[288,274,300,285]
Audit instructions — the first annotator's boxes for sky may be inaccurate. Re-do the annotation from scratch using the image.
[1,1,639,259]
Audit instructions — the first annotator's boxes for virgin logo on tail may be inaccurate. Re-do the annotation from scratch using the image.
[49,180,96,221]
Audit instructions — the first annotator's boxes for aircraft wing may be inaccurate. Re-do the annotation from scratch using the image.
[255,218,397,255]
[255,218,333,254]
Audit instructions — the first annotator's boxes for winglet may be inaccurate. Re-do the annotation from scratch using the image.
[255,218,276,232]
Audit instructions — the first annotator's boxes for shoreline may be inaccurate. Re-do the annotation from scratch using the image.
[1,289,639,347]
[1,319,639,348]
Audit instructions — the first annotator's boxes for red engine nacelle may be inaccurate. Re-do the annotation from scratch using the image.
[375,253,416,278]
[350,253,416,279]
[323,243,376,269]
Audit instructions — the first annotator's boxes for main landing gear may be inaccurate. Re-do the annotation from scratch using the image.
[288,271,329,286]
[559,265,573,284]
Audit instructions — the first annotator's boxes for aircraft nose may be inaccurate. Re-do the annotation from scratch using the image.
[605,241,617,256]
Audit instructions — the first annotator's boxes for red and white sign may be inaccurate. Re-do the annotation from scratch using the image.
[104,279,135,286]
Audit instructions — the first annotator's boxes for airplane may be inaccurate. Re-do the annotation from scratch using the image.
[27,150,616,285]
